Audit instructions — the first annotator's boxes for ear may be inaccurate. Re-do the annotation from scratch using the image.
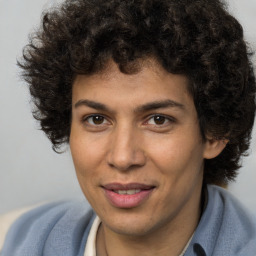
[203,136,228,159]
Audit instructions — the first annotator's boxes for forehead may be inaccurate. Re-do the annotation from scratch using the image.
[71,59,194,115]
[73,59,190,96]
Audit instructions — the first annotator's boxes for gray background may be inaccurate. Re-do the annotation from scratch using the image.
[0,0,255,214]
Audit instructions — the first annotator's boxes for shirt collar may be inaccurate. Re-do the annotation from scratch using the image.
[84,215,101,256]
[184,184,256,256]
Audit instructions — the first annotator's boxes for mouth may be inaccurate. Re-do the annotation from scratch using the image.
[102,183,155,208]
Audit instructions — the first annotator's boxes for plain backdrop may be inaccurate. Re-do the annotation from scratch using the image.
[0,0,255,214]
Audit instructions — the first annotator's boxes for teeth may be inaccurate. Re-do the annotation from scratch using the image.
[117,190,127,195]
[115,189,141,195]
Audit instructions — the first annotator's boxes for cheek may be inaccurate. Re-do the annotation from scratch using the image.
[70,137,98,200]
[147,134,204,178]
[70,132,104,173]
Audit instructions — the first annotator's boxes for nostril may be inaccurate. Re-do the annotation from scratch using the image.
[107,154,146,172]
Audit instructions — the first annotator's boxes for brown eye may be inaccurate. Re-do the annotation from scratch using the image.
[153,116,166,125]
[86,115,106,125]
[92,115,104,125]
[146,115,175,127]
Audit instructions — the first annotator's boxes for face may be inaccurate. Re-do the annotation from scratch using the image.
[70,60,216,239]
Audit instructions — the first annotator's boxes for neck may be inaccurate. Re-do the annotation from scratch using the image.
[96,202,201,256]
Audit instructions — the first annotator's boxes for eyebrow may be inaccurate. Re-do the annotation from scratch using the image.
[135,99,184,113]
[74,99,184,112]
[74,99,109,111]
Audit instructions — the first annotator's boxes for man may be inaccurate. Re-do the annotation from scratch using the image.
[2,0,256,255]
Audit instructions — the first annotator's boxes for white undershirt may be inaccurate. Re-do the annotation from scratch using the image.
[84,215,101,256]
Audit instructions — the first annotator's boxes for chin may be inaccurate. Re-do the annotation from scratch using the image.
[101,212,161,237]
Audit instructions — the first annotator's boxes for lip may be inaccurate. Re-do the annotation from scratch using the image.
[102,183,155,209]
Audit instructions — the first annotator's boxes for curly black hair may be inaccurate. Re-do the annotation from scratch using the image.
[19,0,256,185]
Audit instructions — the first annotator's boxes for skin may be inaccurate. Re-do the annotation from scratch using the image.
[70,60,226,256]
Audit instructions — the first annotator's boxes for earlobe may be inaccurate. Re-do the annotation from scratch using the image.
[203,137,228,159]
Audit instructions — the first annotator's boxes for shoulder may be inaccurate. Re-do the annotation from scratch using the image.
[1,200,95,256]
[189,185,256,256]
[0,204,38,251]
[207,184,256,226]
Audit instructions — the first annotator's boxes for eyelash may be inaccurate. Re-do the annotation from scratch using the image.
[144,114,175,127]
[81,114,175,129]
[82,114,110,126]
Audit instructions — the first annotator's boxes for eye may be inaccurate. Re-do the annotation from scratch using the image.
[83,115,109,126]
[147,115,172,126]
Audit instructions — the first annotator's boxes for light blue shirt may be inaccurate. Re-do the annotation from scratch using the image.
[1,185,256,255]
[185,185,256,255]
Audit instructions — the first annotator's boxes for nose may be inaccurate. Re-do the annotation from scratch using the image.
[107,125,146,171]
